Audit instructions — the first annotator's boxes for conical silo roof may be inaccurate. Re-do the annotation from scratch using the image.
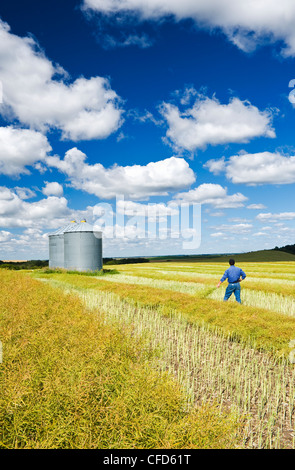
[48,220,77,236]
[64,219,94,233]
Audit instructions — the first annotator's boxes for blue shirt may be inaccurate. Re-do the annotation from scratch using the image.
[220,265,246,283]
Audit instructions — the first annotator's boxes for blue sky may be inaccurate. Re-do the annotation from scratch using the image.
[1,0,295,259]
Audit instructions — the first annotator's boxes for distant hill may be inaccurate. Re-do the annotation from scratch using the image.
[192,250,295,263]
[148,249,295,263]
[274,244,295,255]
[103,257,150,265]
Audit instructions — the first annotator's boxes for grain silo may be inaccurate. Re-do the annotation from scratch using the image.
[48,221,77,268]
[64,219,102,272]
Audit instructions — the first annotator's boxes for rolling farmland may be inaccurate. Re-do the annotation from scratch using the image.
[1,258,295,448]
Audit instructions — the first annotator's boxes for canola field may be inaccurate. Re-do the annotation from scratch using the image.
[1,260,295,449]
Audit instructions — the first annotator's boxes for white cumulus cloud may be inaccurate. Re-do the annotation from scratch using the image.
[0,186,71,228]
[42,182,64,197]
[0,126,52,176]
[160,96,275,153]
[174,183,248,208]
[0,230,12,242]
[256,212,295,222]
[0,20,123,141]
[46,147,196,199]
[206,152,295,185]
[83,0,295,57]
[211,223,253,233]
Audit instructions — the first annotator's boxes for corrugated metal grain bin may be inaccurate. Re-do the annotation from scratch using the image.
[48,221,77,268]
[64,219,103,272]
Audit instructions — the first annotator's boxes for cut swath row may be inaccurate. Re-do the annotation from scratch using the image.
[50,283,295,449]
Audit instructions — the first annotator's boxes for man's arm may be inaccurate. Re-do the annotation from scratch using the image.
[217,270,227,288]
[239,269,246,282]
[235,269,246,283]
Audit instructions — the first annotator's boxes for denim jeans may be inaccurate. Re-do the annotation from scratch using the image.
[223,282,241,303]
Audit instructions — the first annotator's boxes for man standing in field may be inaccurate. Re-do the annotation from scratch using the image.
[217,258,246,304]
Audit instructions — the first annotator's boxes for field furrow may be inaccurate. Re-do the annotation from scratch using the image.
[92,273,295,318]
[41,279,295,449]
